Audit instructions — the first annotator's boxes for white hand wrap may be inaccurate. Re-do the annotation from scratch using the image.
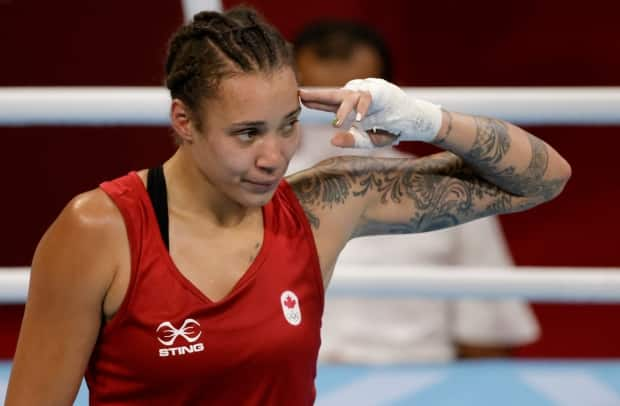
[343,78,443,148]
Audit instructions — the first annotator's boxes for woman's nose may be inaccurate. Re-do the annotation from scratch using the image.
[255,135,285,172]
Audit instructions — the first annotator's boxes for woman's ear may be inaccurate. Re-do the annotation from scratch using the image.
[170,99,196,143]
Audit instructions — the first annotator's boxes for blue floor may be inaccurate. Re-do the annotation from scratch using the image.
[1,360,619,405]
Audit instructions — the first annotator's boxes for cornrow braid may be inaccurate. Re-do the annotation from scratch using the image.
[165,6,293,131]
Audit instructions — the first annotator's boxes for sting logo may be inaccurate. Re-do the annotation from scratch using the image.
[156,318,205,357]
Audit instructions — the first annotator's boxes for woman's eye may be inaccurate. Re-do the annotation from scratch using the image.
[237,129,259,141]
[282,120,299,135]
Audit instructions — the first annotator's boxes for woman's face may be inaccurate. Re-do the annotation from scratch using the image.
[189,67,301,208]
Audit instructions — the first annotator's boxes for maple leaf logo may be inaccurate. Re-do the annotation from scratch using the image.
[283,295,297,309]
[280,290,301,326]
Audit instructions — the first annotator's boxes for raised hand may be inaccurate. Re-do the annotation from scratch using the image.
[299,78,443,148]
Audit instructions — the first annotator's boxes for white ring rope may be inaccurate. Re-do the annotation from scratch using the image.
[0,268,30,304]
[1,88,618,304]
[330,266,620,302]
[1,87,620,126]
[1,267,620,304]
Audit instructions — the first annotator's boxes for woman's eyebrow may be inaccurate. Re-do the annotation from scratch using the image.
[228,107,301,129]
[284,106,302,120]
[229,120,265,128]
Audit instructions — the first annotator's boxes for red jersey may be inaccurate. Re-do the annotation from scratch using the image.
[86,172,324,405]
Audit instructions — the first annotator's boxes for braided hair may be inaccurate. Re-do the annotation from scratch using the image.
[165,7,293,130]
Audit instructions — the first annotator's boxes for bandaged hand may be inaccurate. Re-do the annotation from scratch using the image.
[344,78,442,147]
[299,78,443,149]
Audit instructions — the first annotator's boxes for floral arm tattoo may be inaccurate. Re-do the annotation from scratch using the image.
[291,114,569,236]
[461,115,565,200]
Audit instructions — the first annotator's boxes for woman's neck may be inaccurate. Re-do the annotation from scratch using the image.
[163,149,255,227]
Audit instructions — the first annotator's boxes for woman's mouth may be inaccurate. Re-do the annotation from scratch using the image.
[243,179,279,192]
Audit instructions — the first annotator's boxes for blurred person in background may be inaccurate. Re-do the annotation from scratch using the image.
[290,19,540,363]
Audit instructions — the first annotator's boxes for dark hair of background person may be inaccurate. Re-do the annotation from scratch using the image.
[293,20,393,82]
[165,6,294,130]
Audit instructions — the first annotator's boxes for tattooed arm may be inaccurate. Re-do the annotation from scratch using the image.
[299,78,571,202]
[289,115,570,276]
[435,110,571,203]
[290,108,570,232]
[293,80,571,282]
[291,125,567,239]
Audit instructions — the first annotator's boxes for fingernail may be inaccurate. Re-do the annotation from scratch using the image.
[355,112,362,122]
[332,118,340,127]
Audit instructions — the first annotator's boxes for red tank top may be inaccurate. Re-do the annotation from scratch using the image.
[86,172,324,405]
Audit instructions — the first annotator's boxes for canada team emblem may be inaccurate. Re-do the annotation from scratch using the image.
[280,290,302,326]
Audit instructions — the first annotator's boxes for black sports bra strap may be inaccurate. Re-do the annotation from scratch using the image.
[147,166,169,251]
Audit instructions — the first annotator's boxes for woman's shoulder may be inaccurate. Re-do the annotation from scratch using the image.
[53,188,127,248]
[30,187,127,303]
[70,187,120,214]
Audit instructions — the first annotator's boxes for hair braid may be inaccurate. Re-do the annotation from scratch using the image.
[164,6,293,132]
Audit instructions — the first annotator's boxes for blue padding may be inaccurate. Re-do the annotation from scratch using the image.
[2,360,620,405]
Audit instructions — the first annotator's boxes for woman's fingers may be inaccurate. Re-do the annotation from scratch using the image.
[300,85,397,149]
[330,128,396,149]
[299,100,340,112]
[354,92,372,121]
[299,87,373,128]
[330,131,357,148]
[299,88,343,106]
[334,92,360,126]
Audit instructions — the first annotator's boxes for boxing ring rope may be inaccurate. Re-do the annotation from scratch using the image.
[1,87,620,126]
[1,86,619,305]
[2,267,620,304]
